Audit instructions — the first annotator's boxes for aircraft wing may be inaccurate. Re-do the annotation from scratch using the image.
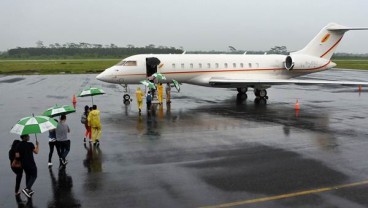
[209,77,368,87]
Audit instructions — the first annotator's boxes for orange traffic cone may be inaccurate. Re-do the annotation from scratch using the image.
[72,94,77,109]
[295,99,300,110]
[72,94,77,103]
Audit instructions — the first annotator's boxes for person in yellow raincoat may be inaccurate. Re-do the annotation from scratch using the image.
[157,83,164,104]
[88,105,102,146]
[135,87,144,113]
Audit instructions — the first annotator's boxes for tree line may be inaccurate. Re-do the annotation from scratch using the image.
[0,41,183,59]
[0,42,367,59]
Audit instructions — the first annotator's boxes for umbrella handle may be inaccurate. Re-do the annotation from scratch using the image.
[35,134,38,142]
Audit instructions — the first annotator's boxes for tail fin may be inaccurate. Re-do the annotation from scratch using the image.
[292,23,368,60]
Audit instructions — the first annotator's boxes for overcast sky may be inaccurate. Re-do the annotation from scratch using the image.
[1,0,368,53]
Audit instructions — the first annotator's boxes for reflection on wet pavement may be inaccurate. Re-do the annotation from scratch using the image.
[1,70,368,207]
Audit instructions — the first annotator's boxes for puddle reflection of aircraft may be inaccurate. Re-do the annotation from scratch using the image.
[97,23,368,103]
[193,96,334,138]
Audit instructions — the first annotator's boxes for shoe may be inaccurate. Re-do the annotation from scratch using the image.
[48,162,53,167]
[62,159,68,165]
[29,190,34,196]
[22,189,32,198]
[83,138,86,143]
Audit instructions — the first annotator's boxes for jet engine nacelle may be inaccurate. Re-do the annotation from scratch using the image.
[284,54,329,70]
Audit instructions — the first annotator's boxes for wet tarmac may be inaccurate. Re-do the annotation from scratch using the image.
[1,69,368,208]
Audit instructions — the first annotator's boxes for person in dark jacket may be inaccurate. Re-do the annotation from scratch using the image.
[15,134,39,198]
[9,139,23,196]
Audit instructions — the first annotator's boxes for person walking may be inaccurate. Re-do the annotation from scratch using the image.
[88,105,102,146]
[15,134,39,198]
[135,87,144,113]
[82,105,91,143]
[157,83,163,104]
[9,139,23,196]
[165,83,171,103]
[56,115,70,168]
[47,123,60,167]
[146,91,152,111]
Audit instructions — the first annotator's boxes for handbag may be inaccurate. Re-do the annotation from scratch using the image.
[11,159,21,168]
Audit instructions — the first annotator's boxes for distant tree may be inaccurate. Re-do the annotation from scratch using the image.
[145,44,155,49]
[49,44,56,48]
[36,40,44,48]
[269,46,288,54]
[93,44,103,48]
[127,44,135,48]
[110,43,118,48]
[54,43,61,48]
[79,42,89,48]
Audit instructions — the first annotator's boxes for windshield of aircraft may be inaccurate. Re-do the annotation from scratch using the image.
[116,60,137,66]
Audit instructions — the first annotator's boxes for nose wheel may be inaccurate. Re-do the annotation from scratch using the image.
[123,94,131,105]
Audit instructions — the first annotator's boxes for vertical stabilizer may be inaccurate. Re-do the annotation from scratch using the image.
[292,23,368,60]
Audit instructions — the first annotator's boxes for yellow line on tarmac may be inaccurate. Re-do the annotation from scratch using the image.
[199,180,368,208]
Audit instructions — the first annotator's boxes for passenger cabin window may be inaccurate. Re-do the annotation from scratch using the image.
[123,61,137,66]
[181,63,185,69]
[224,63,228,68]
[190,63,193,69]
[240,63,244,68]
[248,63,252,68]
[233,63,236,68]
[199,63,202,69]
[215,63,219,68]
[207,63,211,68]
[172,63,176,69]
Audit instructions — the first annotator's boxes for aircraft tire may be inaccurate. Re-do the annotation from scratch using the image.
[259,89,267,98]
[237,87,248,94]
[123,94,130,101]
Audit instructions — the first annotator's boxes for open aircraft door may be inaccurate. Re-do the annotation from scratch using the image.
[146,57,161,77]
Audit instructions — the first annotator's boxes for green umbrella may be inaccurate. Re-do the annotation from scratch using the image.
[10,115,58,140]
[152,73,166,81]
[42,104,76,117]
[172,80,180,92]
[78,87,105,105]
[140,80,156,90]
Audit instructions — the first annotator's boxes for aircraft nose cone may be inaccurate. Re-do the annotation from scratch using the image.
[96,72,107,82]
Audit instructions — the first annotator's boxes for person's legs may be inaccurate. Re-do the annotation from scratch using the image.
[25,166,37,190]
[55,141,62,159]
[48,142,55,163]
[13,168,23,194]
[63,140,70,159]
[91,128,97,143]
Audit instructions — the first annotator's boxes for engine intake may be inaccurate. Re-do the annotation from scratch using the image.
[284,56,294,70]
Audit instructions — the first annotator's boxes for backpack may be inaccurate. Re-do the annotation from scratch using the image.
[9,140,20,162]
[146,94,152,102]
[81,113,87,124]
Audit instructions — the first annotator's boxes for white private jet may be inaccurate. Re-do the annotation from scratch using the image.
[96,23,368,102]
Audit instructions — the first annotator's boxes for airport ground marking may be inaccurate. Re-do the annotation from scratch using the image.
[199,179,368,208]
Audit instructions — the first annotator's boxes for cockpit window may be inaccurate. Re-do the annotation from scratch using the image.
[123,61,137,66]
[116,60,137,66]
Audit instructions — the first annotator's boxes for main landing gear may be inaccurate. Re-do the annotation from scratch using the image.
[236,87,269,101]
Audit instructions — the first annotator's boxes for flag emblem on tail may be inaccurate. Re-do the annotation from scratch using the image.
[321,33,330,43]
